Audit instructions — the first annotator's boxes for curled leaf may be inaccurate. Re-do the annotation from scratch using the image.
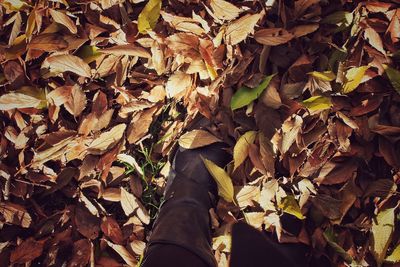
[178,130,221,149]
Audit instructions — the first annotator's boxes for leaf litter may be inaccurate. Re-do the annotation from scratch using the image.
[0,0,400,266]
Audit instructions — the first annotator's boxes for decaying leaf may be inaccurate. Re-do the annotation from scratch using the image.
[104,239,137,266]
[254,28,294,46]
[88,124,126,155]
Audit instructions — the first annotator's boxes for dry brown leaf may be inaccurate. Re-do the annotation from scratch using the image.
[49,9,77,34]
[166,72,193,99]
[120,187,139,216]
[0,202,32,228]
[64,85,87,117]
[178,129,221,149]
[104,240,137,266]
[364,27,385,54]
[210,0,242,21]
[99,44,151,58]
[88,124,126,155]
[225,13,262,45]
[0,92,42,110]
[127,106,159,144]
[10,238,45,264]
[233,131,257,170]
[254,28,294,46]
[290,24,319,38]
[41,54,92,78]
[101,217,124,245]
[28,33,68,51]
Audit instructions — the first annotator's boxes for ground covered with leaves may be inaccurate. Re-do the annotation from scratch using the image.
[0,0,400,266]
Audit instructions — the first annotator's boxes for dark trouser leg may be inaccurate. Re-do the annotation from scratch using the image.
[142,244,208,267]
[230,222,308,267]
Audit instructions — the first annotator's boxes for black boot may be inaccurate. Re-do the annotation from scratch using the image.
[142,143,231,267]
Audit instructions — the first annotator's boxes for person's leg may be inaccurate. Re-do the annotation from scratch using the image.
[230,222,309,267]
[142,143,231,267]
[143,244,207,267]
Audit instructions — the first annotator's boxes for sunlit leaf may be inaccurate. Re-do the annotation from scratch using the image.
[76,45,101,64]
[138,0,162,33]
[233,131,257,170]
[0,86,47,110]
[301,95,332,111]
[371,208,395,267]
[178,129,221,149]
[342,66,369,94]
[278,195,305,220]
[385,244,400,263]
[202,158,234,203]
[231,74,275,110]
[308,71,336,82]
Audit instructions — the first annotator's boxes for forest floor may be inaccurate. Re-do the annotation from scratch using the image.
[0,0,400,266]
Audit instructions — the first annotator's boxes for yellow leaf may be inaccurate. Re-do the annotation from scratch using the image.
[137,0,162,34]
[202,158,234,203]
[233,131,257,170]
[1,0,27,11]
[278,195,305,220]
[342,66,369,94]
[205,62,218,81]
[371,208,395,267]
[76,45,101,64]
[301,95,332,111]
[308,71,336,82]
[178,129,221,149]
[386,244,400,263]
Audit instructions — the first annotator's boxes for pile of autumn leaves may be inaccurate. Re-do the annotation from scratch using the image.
[0,0,400,266]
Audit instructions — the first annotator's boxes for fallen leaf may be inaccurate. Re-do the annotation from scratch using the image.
[210,0,242,21]
[254,28,294,46]
[384,65,400,95]
[342,66,369,94]
[225,13,262,45]
[231,74,275,110]
[10,238,45,264]
[278,195,305,220]
[233,131,257,170]
[178,129,221,149]
[308,71,336,82]
[104,239,137,266]
[101,217,124,244]
[0,202,32,228]
[28,33,68,51]
[41,54,92,78]
[202,158,235,203]
[165,72,193,99]
[386,244,400,263]
[49,9,77,34]
[138,0,162,33]
[301,95,332,111]
[64,85,87,117]
[371,208,395,266]
[88,124,126,155]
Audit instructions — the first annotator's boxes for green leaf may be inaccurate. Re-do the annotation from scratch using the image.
[138,0,162,34]
[371,208,395,267]
[301,95,332,111]
[230,74,275,110]
[342,66,369,94]
[308,71,336,82]
[202,157,235,203]
[385,244,400,263]
[323,228,354,264]
[322,11,353,27]
[233,131,257,170]
[384,65,400,95]
[278,195,305,220]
